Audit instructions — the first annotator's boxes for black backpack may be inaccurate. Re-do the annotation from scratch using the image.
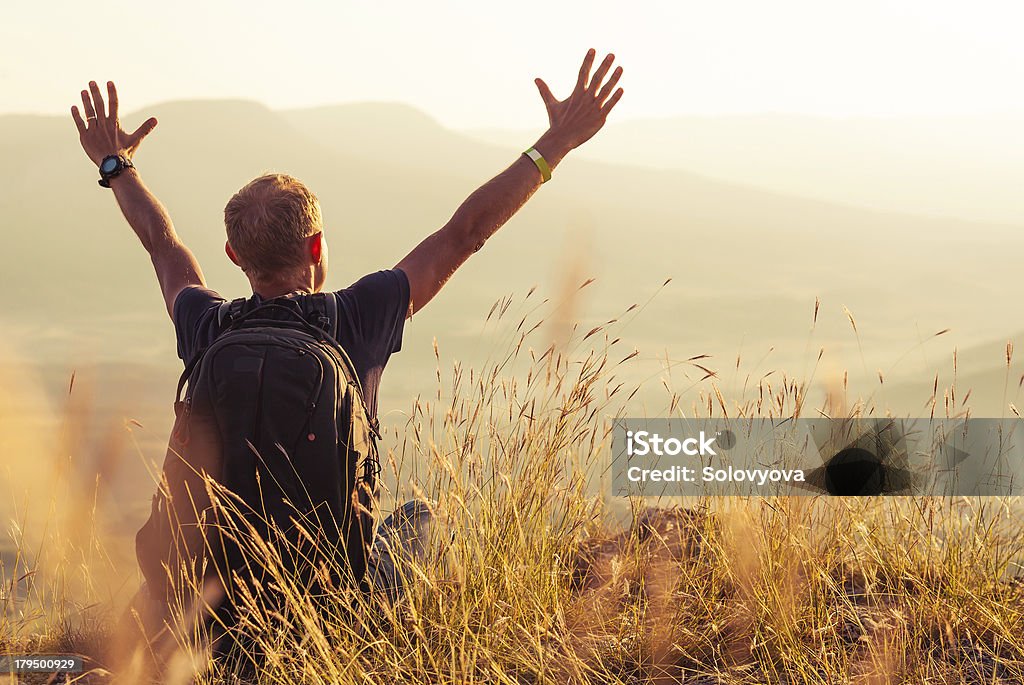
[136,292,379,614]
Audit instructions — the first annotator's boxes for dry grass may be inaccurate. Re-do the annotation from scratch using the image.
[1,290,1023,684]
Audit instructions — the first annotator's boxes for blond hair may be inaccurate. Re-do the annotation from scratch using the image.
[224,174,323,281]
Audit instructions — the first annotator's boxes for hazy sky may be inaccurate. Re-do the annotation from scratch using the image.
[4,0,1023,128]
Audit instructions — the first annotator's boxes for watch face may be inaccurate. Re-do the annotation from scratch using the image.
[100,157,120,174]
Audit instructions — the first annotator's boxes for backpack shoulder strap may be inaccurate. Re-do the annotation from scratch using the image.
[323,291,340,341]
[305,292,340,340]
[176,297,246,404]
[217,297,248,329]
[307,292,367,402]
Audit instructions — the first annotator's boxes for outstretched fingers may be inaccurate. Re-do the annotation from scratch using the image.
[71,106,87,135]
[588,53,615,94]
[575,48,596,93]
[601,88,624,115]
[107,81,119,122]
[88,81,107,122]
[597,66,623,104]
[80,90,96,121]
[128,117,159,147]
[535,78,557,109]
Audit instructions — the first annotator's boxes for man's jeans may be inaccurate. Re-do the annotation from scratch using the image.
[365,499,435,602]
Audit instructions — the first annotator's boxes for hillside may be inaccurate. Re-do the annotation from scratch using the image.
[1,101,1022,425]
[469,113,1024,224]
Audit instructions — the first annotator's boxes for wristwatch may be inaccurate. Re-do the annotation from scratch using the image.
[98,154,134,188]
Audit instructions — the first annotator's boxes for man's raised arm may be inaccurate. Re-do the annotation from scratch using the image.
[396,49,624,317]
[72,81,205,317]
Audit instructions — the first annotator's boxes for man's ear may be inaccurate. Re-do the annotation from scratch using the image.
[309,232,324,264]
[225,241,242,267]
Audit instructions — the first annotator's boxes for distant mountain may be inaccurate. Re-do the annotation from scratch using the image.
[884,330,1024,417]
[468,113,1024,225]
[7,102,1023,536]
[1,100,1022,418]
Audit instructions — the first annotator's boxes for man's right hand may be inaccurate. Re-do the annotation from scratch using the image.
[71,81,158,166]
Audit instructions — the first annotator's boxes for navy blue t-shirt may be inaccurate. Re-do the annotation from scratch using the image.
[172,269,409,419]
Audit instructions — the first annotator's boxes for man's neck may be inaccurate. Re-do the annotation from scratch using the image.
[251,278,315,300]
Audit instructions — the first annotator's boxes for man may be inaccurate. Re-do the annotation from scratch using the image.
[71,49,623,633]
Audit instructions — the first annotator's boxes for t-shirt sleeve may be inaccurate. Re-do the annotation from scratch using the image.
[335,269,410,367]
[173,285,225,363]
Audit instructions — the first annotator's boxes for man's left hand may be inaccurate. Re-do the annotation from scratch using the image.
[534,49,624,152]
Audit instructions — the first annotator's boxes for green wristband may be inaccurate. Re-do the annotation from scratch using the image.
[523,147,552,183]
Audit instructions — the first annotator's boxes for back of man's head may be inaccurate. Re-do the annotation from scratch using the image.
[224,174,323,282]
